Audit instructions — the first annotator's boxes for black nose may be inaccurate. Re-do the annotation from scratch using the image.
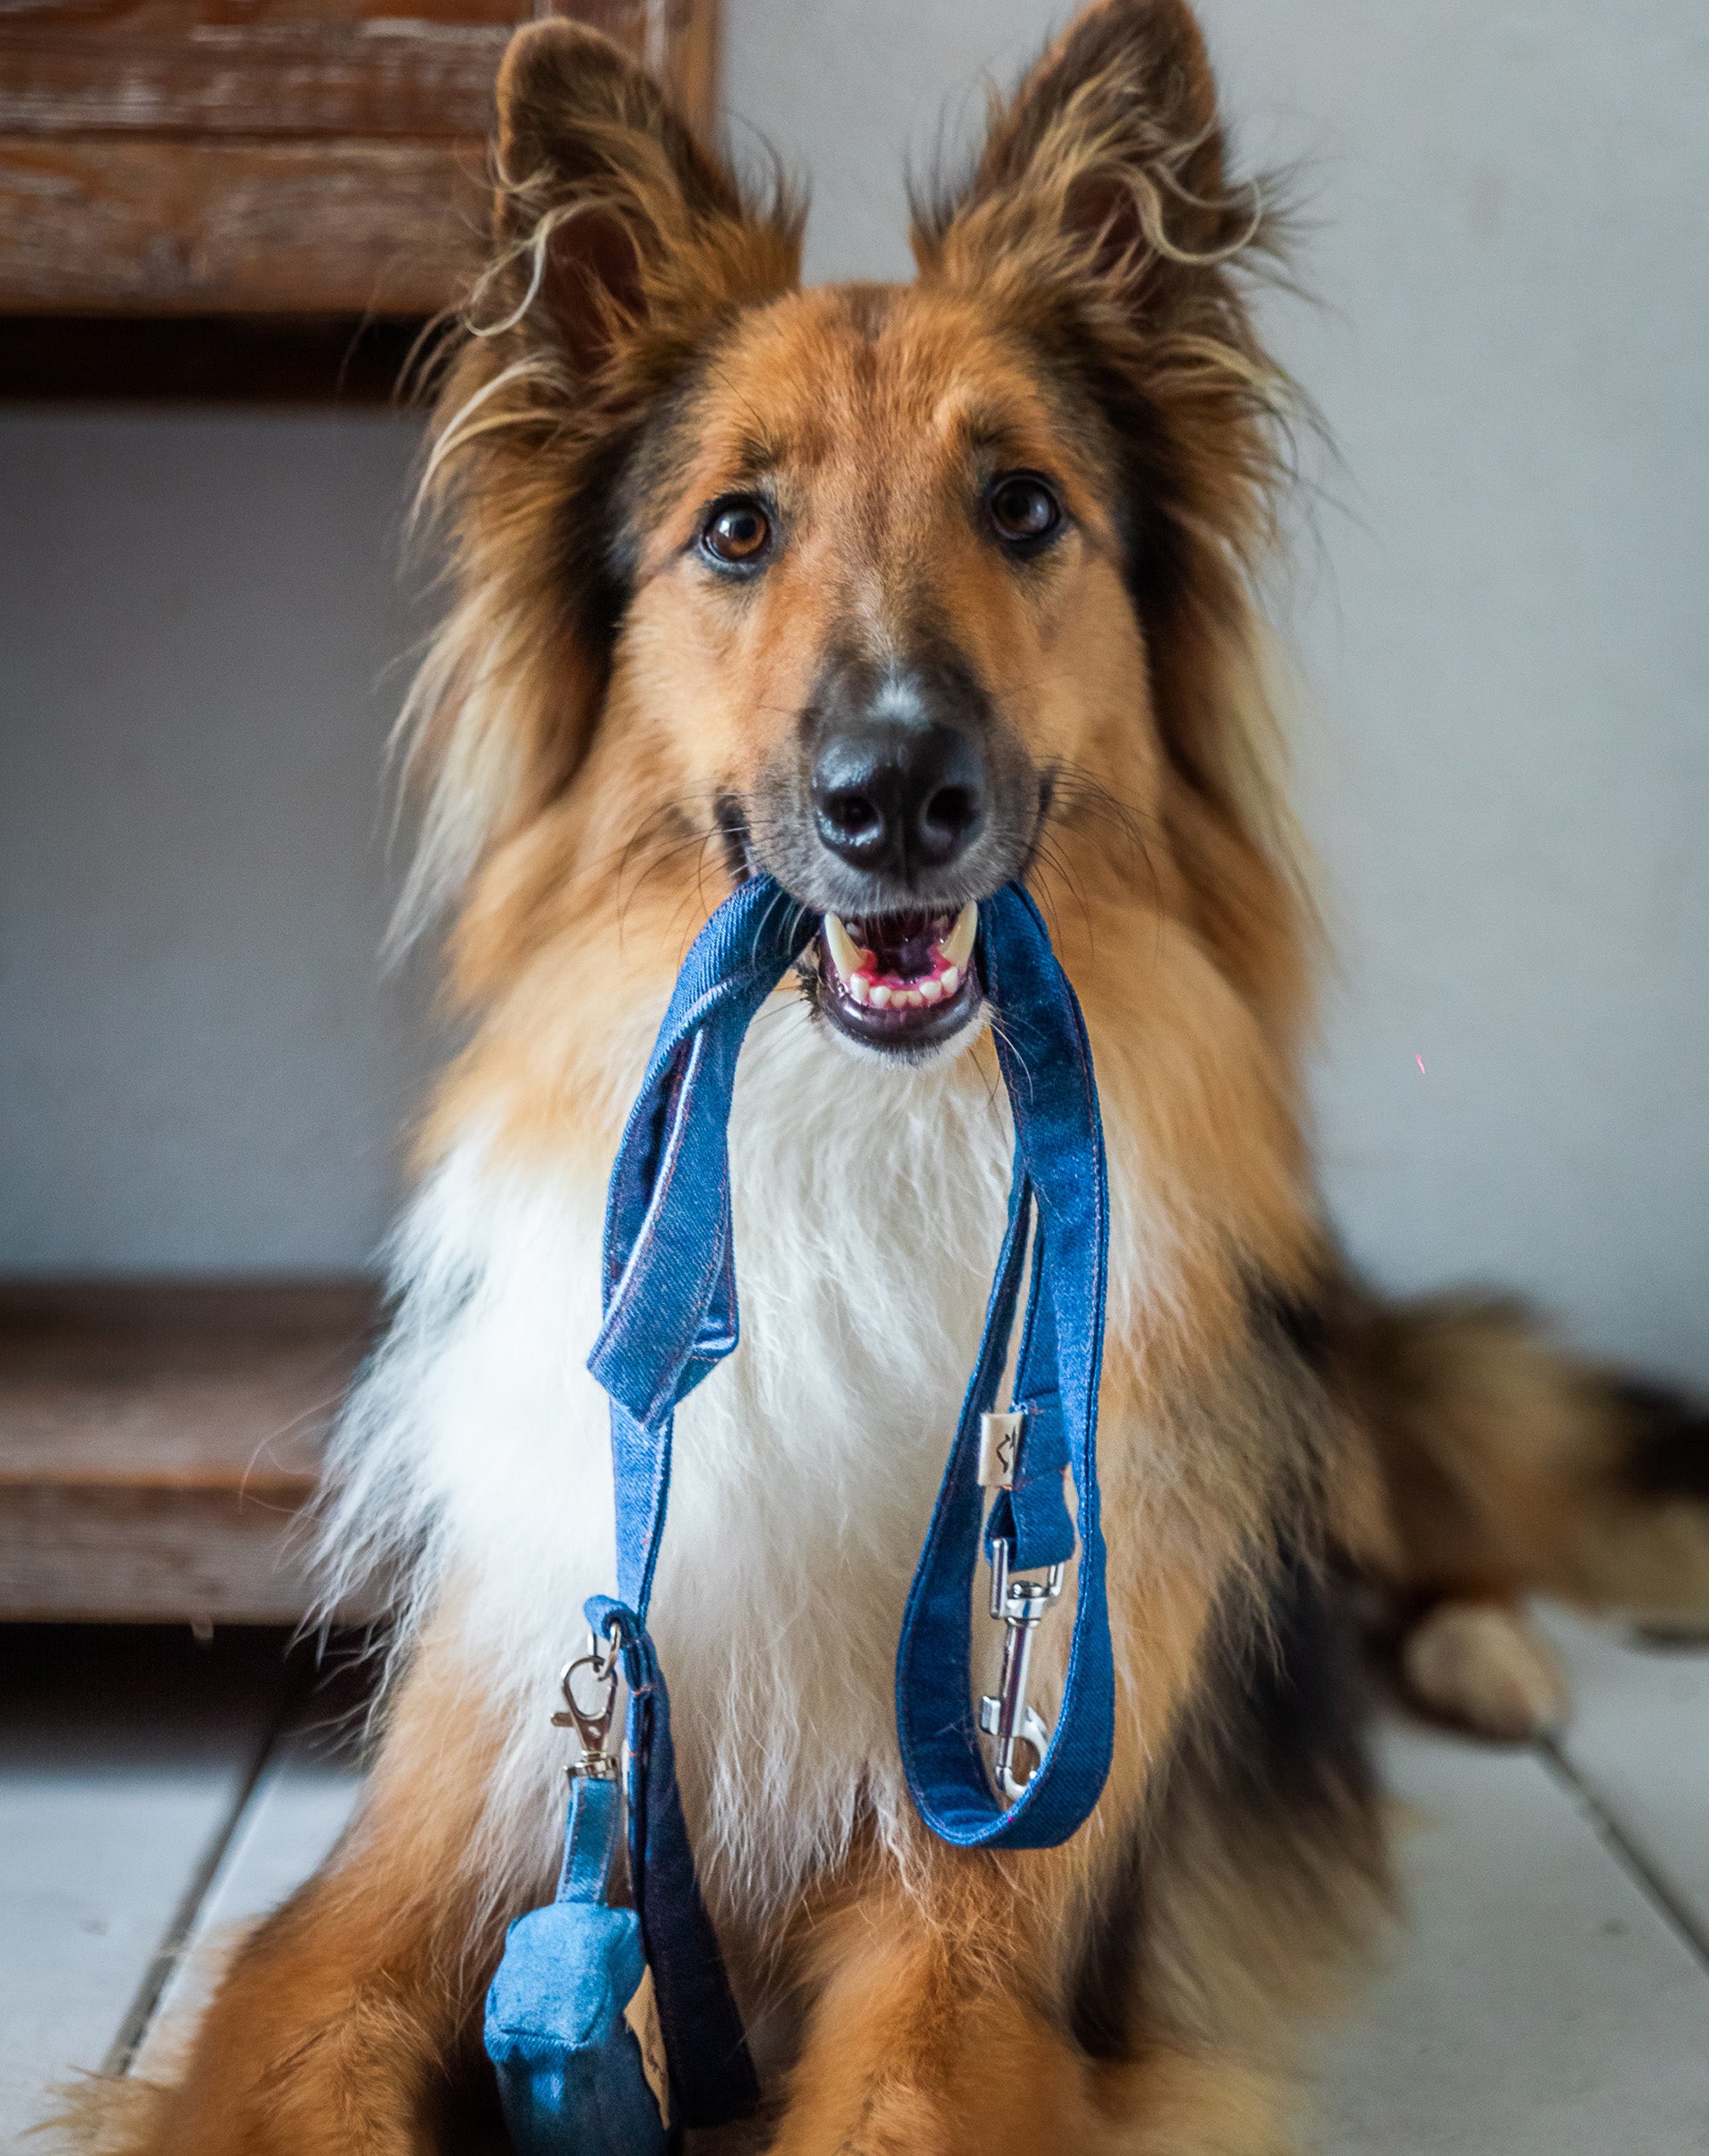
[811,718,986,879]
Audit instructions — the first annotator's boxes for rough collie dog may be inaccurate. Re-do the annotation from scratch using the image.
[86,4,1708,2151]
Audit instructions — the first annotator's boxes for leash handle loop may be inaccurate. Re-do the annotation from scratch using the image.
[891,885,1114,1849]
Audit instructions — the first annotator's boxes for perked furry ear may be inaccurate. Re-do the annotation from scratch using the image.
[911,0,1258,310]
[914,0,1309,1041]
[482,20,783,370]
[393,23,800,951]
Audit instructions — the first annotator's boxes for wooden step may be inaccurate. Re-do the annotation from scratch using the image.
[0,1280,379,1623]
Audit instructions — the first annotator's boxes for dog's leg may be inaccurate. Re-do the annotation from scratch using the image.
[757,1543,1179,2156]
[760,1580,1316,2156]
[764,1845,1306,2156]
[134,1617,526,2156]
[759,1515,1388,2156]
[766,1844,1114,2156]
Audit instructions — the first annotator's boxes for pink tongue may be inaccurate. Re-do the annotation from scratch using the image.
[867,946,944,989]
[850,918,946,984]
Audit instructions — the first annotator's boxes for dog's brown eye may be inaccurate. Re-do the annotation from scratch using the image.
[987,474,1062,547]
[701,498,772,567]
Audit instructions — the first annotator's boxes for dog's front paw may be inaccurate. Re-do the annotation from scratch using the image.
[1400,1598,1568,1740]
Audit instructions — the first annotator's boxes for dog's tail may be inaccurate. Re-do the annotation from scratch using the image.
[1331,1286,1709,1737]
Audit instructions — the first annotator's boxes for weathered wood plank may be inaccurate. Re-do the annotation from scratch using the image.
[0,28,511,139]
[0,1,699,43]
[0,136,487,313]
[0,0,716,331]
[1540,1601,1709,1947]
[0,2,718,134]
[1315,1721,1709,2154]
[0,2,528,27]
[0,1336,356,1491]
[0,1279,378,1340]
[0,1627,294,2144]
[0,1484,324,1621]
[0,1279,377,1621]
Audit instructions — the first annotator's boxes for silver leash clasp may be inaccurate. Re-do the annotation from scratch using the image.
[553,1631,620,1780]
[976,1408,1065,1803]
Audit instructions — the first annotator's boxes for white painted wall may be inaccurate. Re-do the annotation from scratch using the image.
[0,415,435,1274]
[1,4,1704,1388]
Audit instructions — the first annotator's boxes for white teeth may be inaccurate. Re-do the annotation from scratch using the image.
[823,912,863,984]
[827,904,974,1025]
[940,902,977,971]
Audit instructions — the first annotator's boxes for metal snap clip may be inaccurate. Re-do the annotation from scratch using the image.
[979,1534,1065,1803]
[553,1633,620,1780]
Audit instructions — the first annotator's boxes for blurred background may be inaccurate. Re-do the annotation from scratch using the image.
[1,3,1705,1366]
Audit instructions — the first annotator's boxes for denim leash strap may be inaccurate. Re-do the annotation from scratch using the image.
[582,880,817,2129]
[579,872,1113,2121]
[893,888,1114,1848]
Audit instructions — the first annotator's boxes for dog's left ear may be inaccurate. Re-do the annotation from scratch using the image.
[912,0,1253,321]
[916,1,1304,1036]
[482,20,799,373]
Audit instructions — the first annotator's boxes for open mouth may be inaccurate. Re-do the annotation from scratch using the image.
[815,903,981,1054]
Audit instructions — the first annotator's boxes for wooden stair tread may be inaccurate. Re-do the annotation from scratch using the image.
[0,1338,356,1491]
[0,1281,379,1622]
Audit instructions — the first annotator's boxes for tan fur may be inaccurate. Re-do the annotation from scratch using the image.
[57,5,1705,2153]
[1399,1598,1569,1743]
[1340,1290,1709,1616]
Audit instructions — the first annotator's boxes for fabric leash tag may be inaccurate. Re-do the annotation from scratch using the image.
[621,1966,670,2125]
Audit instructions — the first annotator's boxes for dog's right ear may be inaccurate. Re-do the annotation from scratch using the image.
[482,21,798,373]
[393,28,798,951]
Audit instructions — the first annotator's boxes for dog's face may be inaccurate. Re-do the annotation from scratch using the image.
[615,282,1146,1057]
[418,0,1302,1060]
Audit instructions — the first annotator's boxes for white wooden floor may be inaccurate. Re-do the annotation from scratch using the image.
[4,1606,1706,2153]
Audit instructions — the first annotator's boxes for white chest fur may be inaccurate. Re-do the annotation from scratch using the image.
[325,998,1029,1920]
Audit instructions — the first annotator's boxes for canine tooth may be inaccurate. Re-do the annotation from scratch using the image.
[848,974,871,1005]
[919,977,944,1003]
[940,964,960,998]
[823,912,863,984]
[941,903,977,971]
[869,984,893,1009]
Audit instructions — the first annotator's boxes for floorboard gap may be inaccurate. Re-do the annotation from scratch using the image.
[100,1665,309,2075]
[1538,1733,1709,1974]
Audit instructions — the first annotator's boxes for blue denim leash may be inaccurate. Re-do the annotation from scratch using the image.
[490,871,1112,2141]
